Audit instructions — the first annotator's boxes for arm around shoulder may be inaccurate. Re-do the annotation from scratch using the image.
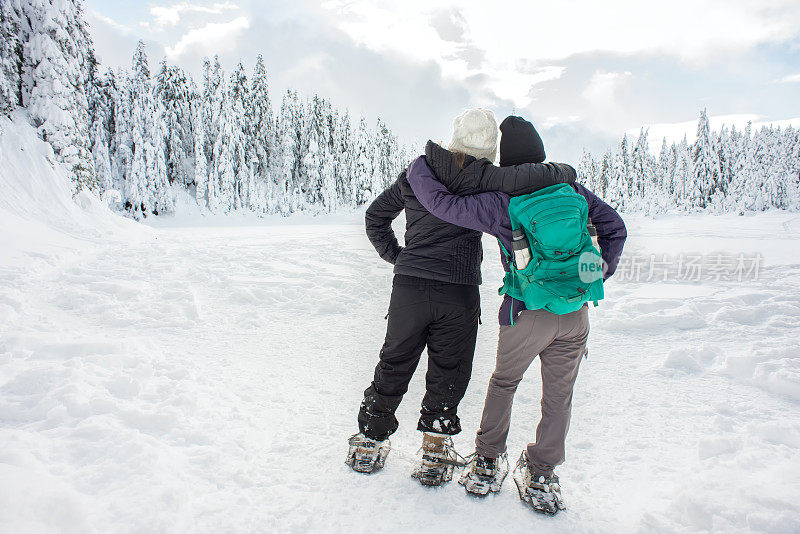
[480,161,577,196]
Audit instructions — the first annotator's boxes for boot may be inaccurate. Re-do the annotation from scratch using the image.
[411,432,463,487]
[512,452,565,515]
[345,433,390,474]
[459,451,509,496]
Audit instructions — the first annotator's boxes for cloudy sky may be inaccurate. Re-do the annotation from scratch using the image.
[85,0,800,162]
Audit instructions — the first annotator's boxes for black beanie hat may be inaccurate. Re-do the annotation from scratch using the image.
[499,115,546,166]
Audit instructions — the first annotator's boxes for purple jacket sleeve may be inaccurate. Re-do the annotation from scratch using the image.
[406,156,509,239]
[573,183,627,279]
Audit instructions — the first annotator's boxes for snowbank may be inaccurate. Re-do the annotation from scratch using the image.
[0,112,145,271]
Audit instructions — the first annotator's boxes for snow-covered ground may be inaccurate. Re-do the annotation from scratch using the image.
[2,116,800,533]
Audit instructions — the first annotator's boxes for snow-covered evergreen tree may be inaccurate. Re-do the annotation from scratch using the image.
[228,61,249,210]
[274,90,304,213]
[0,0,22,114]
[353,116,375,205]
[301,94,326,208]
[124,42,171,216]
[335,109,354,206]
[784,126,800,211]
[691,109,722,210]
[193,101,208,207]
[87,56,115,191]
[21,0,96,190]
[248,54,273,212]
[155,59,193,188]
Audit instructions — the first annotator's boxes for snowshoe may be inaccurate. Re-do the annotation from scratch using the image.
[459,451,509,496]
[512,452,565,515]
[411,432,465,487]
[345,433,390,474]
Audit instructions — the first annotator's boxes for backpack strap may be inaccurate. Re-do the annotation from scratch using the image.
[498,238,512,263]
[497,239,518,327]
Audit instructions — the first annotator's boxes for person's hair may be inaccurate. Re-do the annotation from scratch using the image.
[452,150,468,170]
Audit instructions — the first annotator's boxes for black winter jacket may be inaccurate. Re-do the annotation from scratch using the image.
[365,141,577,285]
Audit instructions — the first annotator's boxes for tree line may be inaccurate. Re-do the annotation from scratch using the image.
[579,110,800,214]
[0,0,410,217]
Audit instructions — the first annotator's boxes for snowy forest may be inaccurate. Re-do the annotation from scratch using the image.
[579,110,800,214]
[2,0,799,218]
[0,0,410,217]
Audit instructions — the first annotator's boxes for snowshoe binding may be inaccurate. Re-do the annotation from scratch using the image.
[411,432,465,487]
[345,433,390,474]
[459,451,509,496]
[512,452,565,515]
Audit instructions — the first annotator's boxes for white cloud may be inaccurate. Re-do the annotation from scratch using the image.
[150,2,239,27]
[88,10,132,34]
[321,0,800,109]
[775,73,800,83]
[540,115,581,129]
[321,1,574,108]
[165,16,250,59]
[581,71,631,105]
[324,0,800,64]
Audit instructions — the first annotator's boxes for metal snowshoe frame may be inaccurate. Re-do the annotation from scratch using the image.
[458,451,510,496]
[346,433,391,474]
[511,452,565,515]
[411,436,469,487]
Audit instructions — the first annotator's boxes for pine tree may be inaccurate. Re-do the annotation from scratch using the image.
[155,59,193,188]
[211,73,237,212]
[335,109,354,206]
[599,150,612,198]
[274,90,303,213]
[248,54,273,212]
[22,0,96,190]
[666,143,677,198]
[691,109,722,210]
[762,127,783,209]
[578,150,595,191]
[674,136,693,211]
[606,134,631,210]
[321,100,338,210]
[726,122,750,213]
[0,0,22,114]
[301,95,325,208]
[657,138,669,193]
[202,57,225,211]
[124,42,171,216]
[193,100,208,207]
[87,58,115,191]
[631,128,655,211]
[228,61,249,209]
[353,116,375,205]
[783,126,800,210]
[374,117,401,193]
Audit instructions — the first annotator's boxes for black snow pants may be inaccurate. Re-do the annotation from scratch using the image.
[358,274,481,441]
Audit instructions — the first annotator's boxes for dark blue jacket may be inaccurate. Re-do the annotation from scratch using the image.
[407,156,627,325]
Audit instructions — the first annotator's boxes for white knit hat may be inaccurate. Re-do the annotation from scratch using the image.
[448,108,498,162]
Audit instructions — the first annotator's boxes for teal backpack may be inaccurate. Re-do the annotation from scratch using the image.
[498,183,604,323]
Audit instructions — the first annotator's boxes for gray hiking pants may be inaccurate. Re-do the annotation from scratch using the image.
[475,305,589,476]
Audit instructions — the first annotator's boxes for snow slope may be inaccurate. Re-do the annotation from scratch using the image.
[0,113,145,272]
[2,117,800,533]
